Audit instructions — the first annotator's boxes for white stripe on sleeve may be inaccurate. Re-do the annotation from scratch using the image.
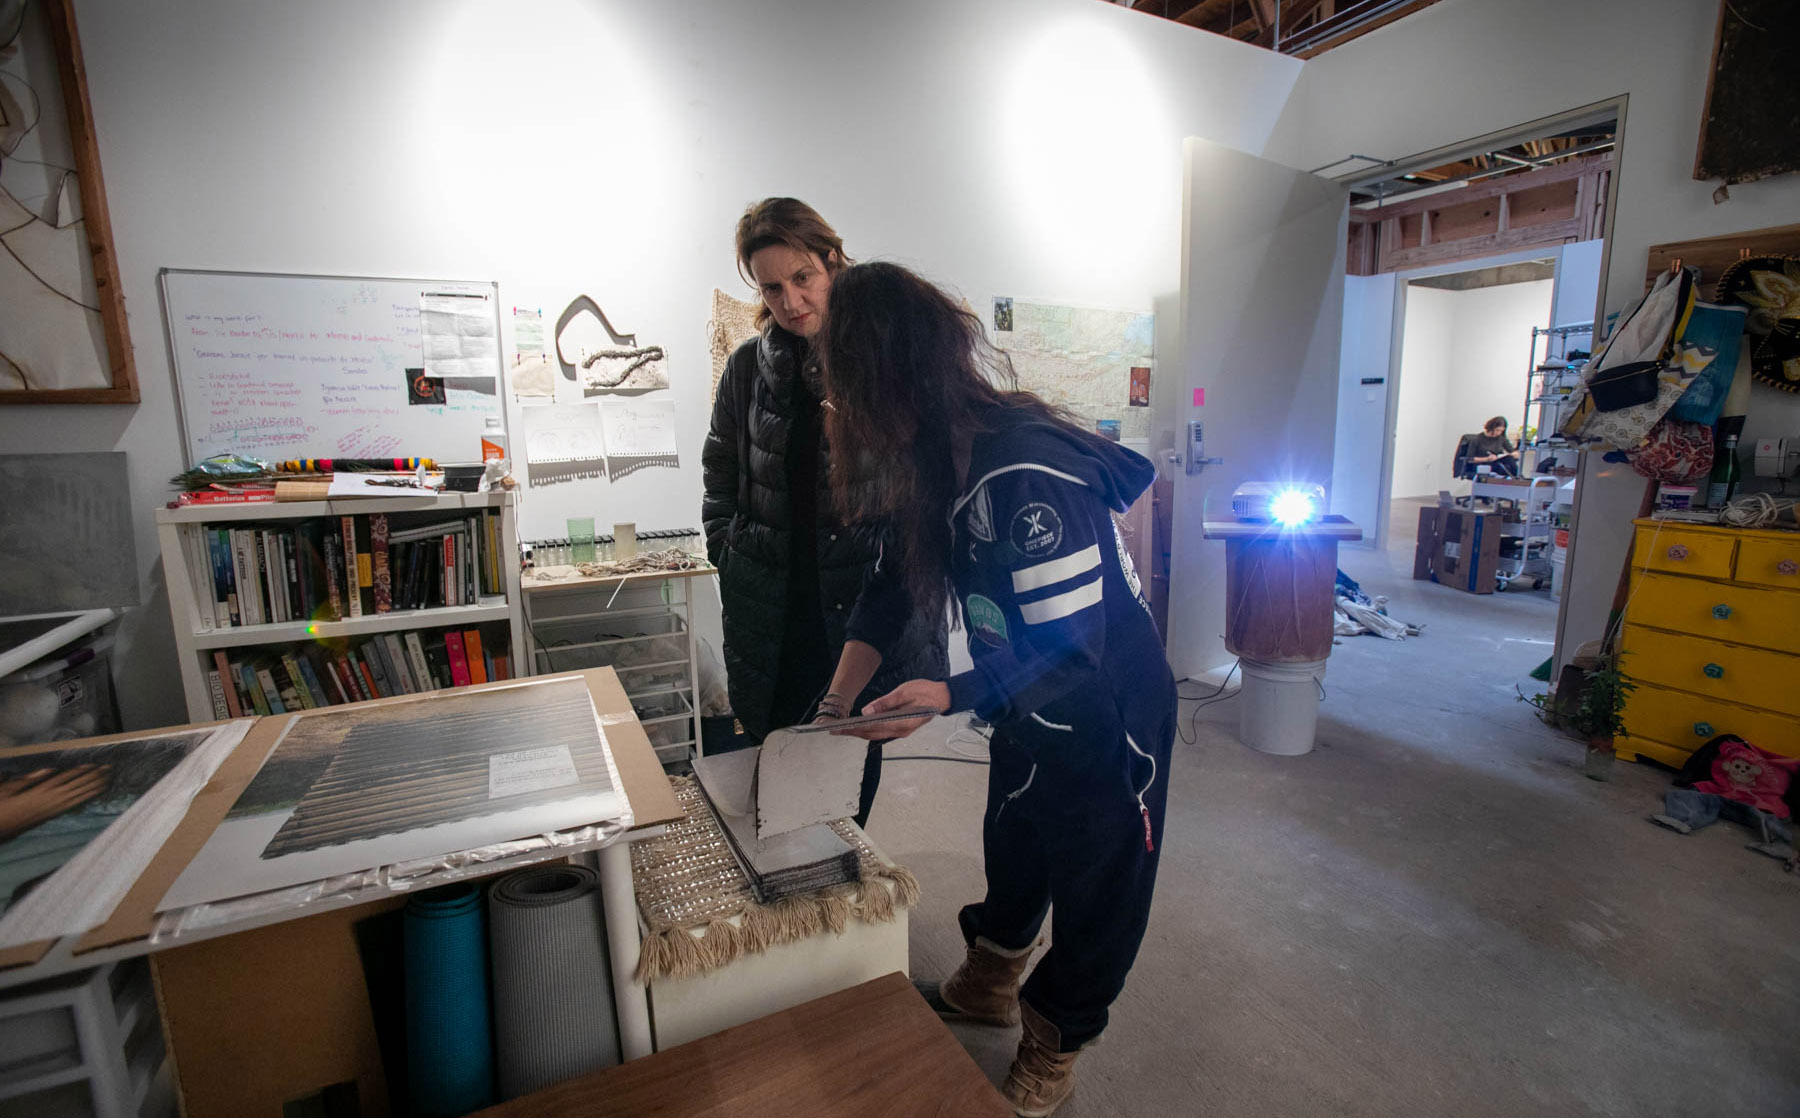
[1018,574,1103,625]
[1011,544,1101,594]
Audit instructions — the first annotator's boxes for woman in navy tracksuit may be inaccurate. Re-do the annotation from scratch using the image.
[820,262,1175,1117]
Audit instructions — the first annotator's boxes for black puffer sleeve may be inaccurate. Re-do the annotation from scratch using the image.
[702,347,750,567]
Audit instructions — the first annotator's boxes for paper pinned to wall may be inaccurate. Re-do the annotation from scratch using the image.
[522,402,605,464]
[601,399,678,459]
[421,290,500,380]
[511,305,553,399]
[601,399,678,481]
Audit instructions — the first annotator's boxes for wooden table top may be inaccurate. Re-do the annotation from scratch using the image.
[471,972,1013,1118]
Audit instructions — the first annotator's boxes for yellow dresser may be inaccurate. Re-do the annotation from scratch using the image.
[1616,518,1800,767]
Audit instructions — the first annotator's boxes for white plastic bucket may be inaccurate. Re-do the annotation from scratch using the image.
[1238,656,1327,756]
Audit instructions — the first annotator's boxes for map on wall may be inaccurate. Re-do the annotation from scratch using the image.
[993,298,1155,441]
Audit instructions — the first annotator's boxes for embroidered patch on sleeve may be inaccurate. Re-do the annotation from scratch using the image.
[1010,501,1064,558]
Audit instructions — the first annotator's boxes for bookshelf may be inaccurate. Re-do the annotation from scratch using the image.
[156,491,525,722]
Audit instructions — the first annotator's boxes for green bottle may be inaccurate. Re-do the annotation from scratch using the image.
[1706,434,1740,509]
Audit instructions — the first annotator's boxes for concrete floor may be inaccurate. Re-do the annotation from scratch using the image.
[864,498,1799,1116]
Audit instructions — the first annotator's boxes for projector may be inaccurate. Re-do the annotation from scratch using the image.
[1231,482,1326,526]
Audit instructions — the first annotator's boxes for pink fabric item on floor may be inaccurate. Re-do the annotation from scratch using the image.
[1692,739,1800,819]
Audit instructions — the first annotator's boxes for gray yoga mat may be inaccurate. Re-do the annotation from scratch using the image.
[487,864,619,1098]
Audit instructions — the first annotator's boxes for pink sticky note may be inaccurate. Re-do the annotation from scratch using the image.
[1192,388,1205,407]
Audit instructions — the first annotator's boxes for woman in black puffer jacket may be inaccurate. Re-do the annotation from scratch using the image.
[700,198,946,827]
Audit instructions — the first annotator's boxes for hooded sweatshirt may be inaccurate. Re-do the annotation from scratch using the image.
[943,405,1174,765]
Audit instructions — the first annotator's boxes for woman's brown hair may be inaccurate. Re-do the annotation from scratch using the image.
[735,198,851,330]
[1485,416,1508,432]
[819,262,1108,618]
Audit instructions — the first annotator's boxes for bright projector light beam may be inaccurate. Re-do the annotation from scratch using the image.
[1269,488,1316,527]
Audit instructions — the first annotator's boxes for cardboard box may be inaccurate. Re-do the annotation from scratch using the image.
[1415,507,1501,594]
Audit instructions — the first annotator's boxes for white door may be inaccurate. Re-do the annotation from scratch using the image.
[1331,273,1399,550]
[1164,139,1349,685]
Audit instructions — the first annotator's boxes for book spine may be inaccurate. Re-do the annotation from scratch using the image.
[334,656,369,703]
[463,524,476,604]
[462,629,487,685]
[284,532,302,620]
[230,530,252,626]
[341,515,364,618]
[364,637,396,697]
[297,653,335,707]
[444,631,471,686]
[241,663,271,716]
[382,633,416,693]
[405,631,434,693]
[492,653,510,682]
[371,514,392,613]
[443,535,458,607]
[207,530,232,628]
[323,529,345,621]
[213,650,243,718]
[206,668,229,719]
[254,531,273,623]
[355,651,383,699]
[280,654,315,708]
[257,665,289,714]
[186,529,215,632]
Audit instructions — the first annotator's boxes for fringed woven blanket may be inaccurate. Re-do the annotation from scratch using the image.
[631,776,920,983]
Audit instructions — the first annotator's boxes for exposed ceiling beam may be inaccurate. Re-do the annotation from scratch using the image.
[1172,0,1235,28]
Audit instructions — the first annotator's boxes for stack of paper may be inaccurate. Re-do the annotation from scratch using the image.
[690,749,860,904]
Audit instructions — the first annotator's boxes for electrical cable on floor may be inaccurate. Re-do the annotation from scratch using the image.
[1177,659,1241,746]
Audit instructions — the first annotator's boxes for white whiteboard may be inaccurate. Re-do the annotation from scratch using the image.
[162,269,506,466]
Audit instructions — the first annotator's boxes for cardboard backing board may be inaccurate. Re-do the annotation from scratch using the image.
[1417,508,1502,594]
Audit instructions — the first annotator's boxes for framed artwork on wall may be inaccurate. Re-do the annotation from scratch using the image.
[0,0,137,404]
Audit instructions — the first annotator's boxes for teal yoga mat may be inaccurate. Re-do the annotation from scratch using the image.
[404,884,495,1116]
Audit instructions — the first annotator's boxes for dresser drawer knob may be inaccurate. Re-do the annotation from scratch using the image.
[1779,559,1799,576]
[1666,544,1689,560]
[1703,663,1725,679]
[1693,721,1714,737]
[1711,604,1733,620]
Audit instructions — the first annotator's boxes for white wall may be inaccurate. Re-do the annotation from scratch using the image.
[1390,280,1552,500]
[1330,272,1398,541]
[1263,0,1800,666]
[0,0,1300,728]
[1390,286,1455,499]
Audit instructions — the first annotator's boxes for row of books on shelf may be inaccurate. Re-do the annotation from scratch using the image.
[180,510,505,630]
[206,627,511,719]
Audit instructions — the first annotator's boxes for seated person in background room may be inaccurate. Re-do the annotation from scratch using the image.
[1467,416,1521,477]
[700,198,947,828]
[821,262,1176,1118]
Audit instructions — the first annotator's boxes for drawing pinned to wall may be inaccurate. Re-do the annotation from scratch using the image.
[553,294,668,394]
[0,0,136,401]
[510,305,553,400]
[601,399,678,482]
[406,366,446,406]
[708,289,760,406]
[1130,366,1151,407]
[420,290,500,381]
[993,297,1014,333]
[992,298,1155,441]
[522,402,605,481]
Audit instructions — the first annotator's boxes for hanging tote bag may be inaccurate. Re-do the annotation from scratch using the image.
[1562,268,1700,450]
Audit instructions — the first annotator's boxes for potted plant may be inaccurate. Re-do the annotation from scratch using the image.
[1520,656,1634,780]
[1571,660,1633,780]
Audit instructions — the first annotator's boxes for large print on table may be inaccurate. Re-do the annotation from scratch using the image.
[993,299,1154,441]
[161,678,631,911]
[0,723,250,949]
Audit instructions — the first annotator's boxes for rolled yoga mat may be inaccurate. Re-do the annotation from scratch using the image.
[404,884,496,1116]
[488,863,619,1098]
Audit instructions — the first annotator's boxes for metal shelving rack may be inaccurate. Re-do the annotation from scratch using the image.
[1520,321,1593,468]
[518,562,711,770]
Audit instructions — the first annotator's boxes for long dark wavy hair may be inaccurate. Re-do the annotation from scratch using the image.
[819,262,1105,618]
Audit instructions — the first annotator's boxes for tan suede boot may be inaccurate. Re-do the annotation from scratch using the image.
[914,936,1034,1026]
[1002,1002,1084,1117]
